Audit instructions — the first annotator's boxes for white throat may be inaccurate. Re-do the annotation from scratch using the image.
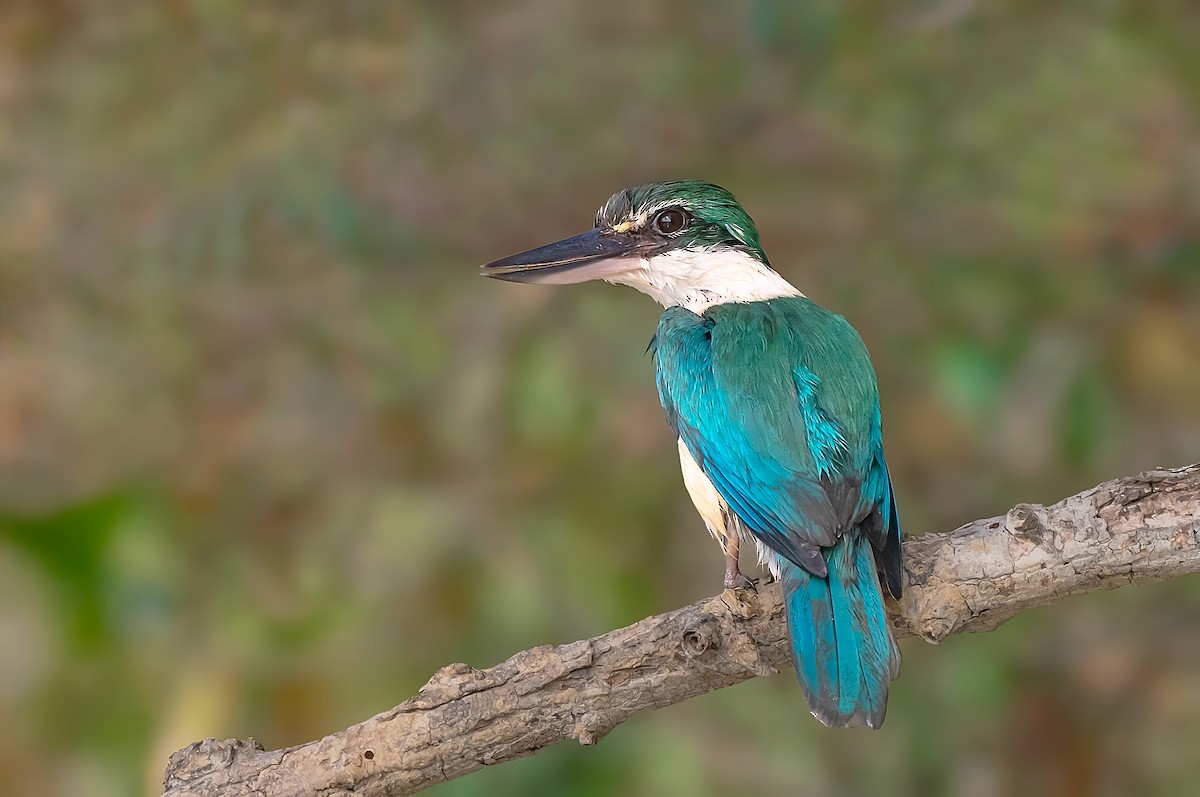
[608,247,802,314]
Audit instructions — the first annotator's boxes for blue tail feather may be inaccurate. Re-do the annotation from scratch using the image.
[781,530,900,728]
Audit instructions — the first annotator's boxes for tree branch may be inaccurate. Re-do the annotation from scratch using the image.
[162,464,1200,797]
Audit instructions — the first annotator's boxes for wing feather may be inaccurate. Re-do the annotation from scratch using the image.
[653,298,899,579]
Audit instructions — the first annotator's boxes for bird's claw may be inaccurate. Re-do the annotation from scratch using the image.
[724,571,758,592]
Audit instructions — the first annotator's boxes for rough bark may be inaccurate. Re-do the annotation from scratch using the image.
[162,464,1200,797]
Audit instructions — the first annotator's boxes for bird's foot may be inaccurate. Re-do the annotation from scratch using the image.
[724,569,758,592]
[723,541,757,591]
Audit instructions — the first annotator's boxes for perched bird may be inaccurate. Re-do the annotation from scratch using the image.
[482,181,902,728]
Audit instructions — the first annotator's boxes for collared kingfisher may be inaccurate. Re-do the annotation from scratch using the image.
[482,181,902,728]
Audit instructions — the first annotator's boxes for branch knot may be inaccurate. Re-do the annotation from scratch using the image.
[680,613,721,659]
[1006,503,1046,542]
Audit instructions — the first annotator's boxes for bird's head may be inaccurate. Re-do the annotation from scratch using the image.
[482,181,796,312]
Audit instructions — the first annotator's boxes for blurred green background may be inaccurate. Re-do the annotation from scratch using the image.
[2,2,1200,796]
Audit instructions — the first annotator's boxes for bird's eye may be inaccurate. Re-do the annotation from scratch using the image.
[652,207,690,236]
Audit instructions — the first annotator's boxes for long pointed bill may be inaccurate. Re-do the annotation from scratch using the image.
[481,228,644,285]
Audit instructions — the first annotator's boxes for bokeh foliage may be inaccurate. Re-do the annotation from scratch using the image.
[1,2,1199,795]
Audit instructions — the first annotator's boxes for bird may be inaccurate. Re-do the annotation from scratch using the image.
[481,180,902,728]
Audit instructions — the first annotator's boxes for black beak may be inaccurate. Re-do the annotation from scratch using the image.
[481,228,643,285]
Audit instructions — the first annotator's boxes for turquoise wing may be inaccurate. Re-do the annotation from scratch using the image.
[653,297,901,592]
